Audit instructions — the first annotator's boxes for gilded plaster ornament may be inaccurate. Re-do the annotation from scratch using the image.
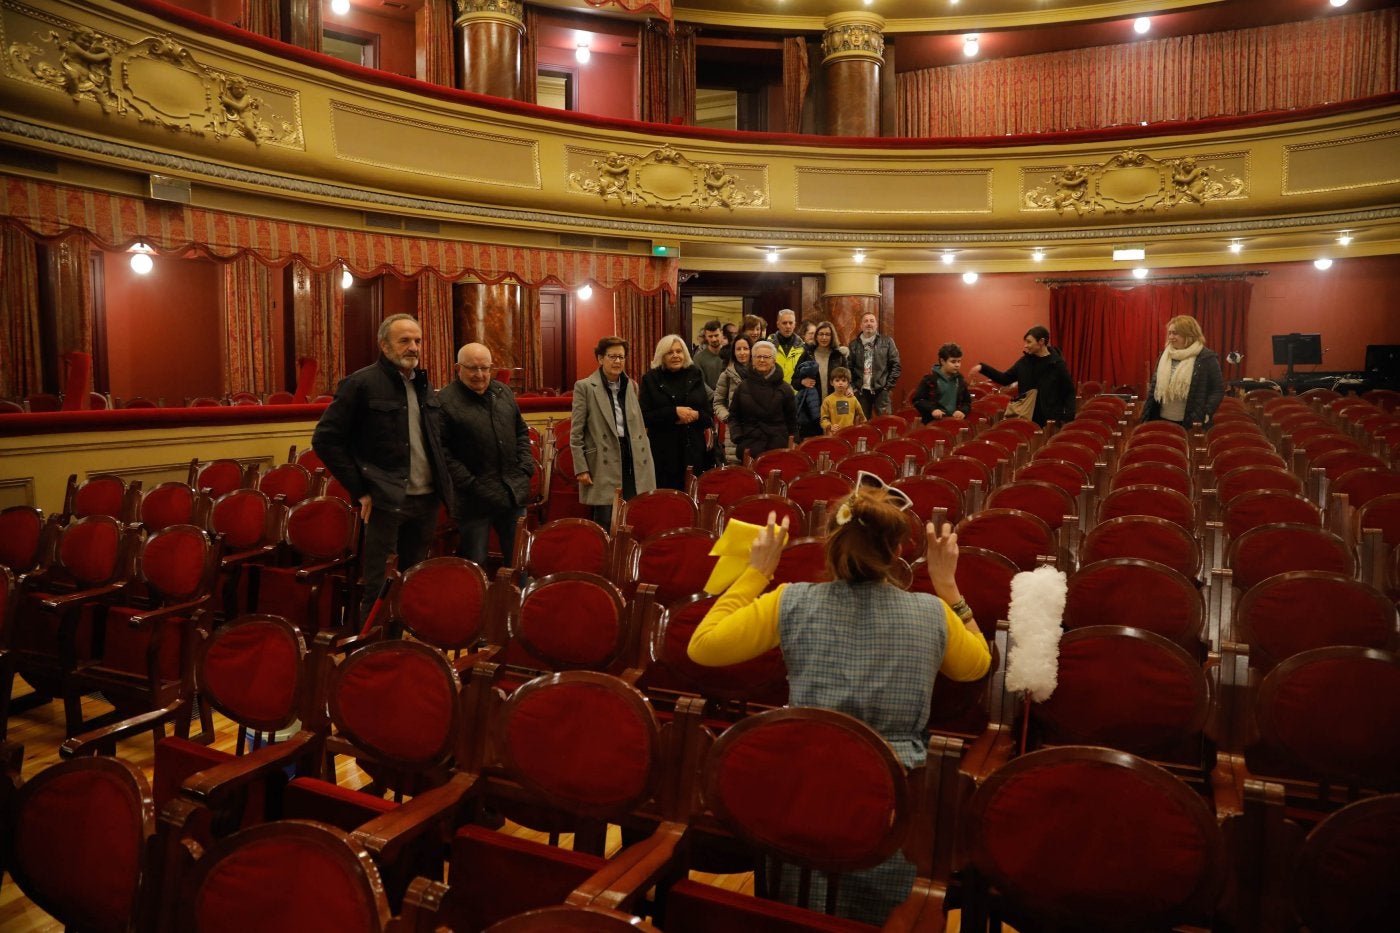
[821,22,885,58]
[1024,149,1244,215]
[7,25,300,146]
[568,145,766,210]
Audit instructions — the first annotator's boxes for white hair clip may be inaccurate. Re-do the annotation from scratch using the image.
[834,471,913,527]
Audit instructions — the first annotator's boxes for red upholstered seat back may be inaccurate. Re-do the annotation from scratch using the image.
[1097,484,1195,532]
[703,709,907,872]
[1358,492,1400,548]
[1236,571,1397,669]
[873,437,927,470]
[1312,449,1387,482]
[988,416,1042,441]
[1218,464,1304,504]
[1065,558,1203,647]
[834,452,900,484]
[965,746,1225,929]
[1300,434,1363,461]
[907,423,961,451]
[9,757,152,933]
[259,463,313,506]
[909,546,1016,633]
[198,614,305,729]
[725,494,806,532]
[1293,794,1400,933]
[1227,523,1354,591]
[955,508,1053,572]
[497,671,660,818]
[1222,489,1321,540]
[770,537,832,586]
[867,414,909,436]
[986,480,1076,530]
[210,488,272,549]
[1014,458,1088,498]
[695,465,765,507]
[646,593,788,704]
[1333,467,1400,509]
[920,454,991,491]
[834,423,883,449]
[72,474,127,520]
[1034,626,1211,756]
[523,519,610,577]
[286,496,357,560]
[140,482,198,531]
[1210,446,1286,476]
[1080,515,1201,580]
[892,475,963,524]
[634,527,718,606]
[0,505,44,572]
[797,435,852,464]
[952,439,1012,472]
[140,524,212,601]
[1111,462,1192,498]
[784,471,854,514]
[57,515,124,586]
[395,557,489,650]
[329,641,459,767]
[513,572,627,669]
[196,459,246,497]
[1119,443,1190,471]
[1034,440,1098,475]
[183,821,389,933]
[620,488,698,541]
[751,449,813,484]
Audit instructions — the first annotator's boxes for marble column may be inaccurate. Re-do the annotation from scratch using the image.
[819,258,884,344]
[454,0,525,100]
[454,281,522,374]
[821,12,885,138]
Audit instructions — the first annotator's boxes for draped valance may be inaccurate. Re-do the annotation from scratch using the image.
[0,175,678,296]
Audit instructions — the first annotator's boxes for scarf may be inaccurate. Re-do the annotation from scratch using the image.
[1154,341,1203,404]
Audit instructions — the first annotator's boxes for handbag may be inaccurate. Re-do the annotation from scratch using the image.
[1004,388,1038,420]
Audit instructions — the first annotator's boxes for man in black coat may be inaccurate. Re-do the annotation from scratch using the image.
[972,325,1077,427]
[439,342,535,567]
[313,313,452,622]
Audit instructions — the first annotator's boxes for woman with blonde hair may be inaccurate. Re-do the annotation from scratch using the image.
[688,476,991,923]
[640,333,712,489]
[1141,314,1225,428]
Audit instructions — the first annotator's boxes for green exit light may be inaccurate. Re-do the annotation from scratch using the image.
[652,244,678,257]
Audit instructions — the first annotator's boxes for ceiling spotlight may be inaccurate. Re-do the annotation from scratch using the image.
[963,35,979,58]
[341,267,353,289]
[331,0,350,15]
[1314,258,1333,270]
[1113,246,1146,261]
[766,248,780,264]
[1031,248,1045,263]
[575,42,591,64]
[129,251,153,275]
[962,271,979,285]
[1329,0,1348,7]
[862,0,872,5]
[941,250,955,265]
[1133,17,1151,35]
[1228,240,1243,254]
[1132,267,1149,279]
[1337,231,1353,246]
[853,250,866,264]
[577,283,593,300]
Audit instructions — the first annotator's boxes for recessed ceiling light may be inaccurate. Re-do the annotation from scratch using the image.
[1132,267,1150,279]
[766,248,780,264]
[1031,248,1045,262]
[941,250,955,265]
[963,35,979,57]
[331,0,350,14]
[1228,240,1243,254]
[853,250,866,264]
[962,271,978,285]
[1133,18,1151,35]
[1113,247,1146,261]
[1337,231,1353,246]
[1329,0,1349,7]
[1314,258,1333,270]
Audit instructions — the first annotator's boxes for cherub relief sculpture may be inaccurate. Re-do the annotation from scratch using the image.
[56,28,115,111]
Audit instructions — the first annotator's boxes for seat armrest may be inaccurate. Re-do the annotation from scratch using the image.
[351,771,481,864]
[38,581,125,609]
[181,730,321,804]
[295,555,356,581]
[881,877,947,932]
[126,596,212,628]
[565,821,689,912]
[60,702,183,756]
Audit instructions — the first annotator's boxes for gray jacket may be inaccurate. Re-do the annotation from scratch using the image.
[570,368,657,506]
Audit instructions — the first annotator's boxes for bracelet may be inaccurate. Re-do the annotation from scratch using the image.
[949,599,974,621]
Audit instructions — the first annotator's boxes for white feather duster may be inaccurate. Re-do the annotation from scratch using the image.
[1004,565,1068,703]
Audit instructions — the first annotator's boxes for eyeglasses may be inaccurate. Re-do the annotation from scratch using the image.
[603,354,627,362]
[458,364,492,372]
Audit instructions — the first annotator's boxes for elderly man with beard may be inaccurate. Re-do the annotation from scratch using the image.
[313,313,451,623]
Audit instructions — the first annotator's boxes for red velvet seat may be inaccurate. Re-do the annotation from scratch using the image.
[641,593,788,713]
[951,439,1012,473]
[62,472,140,523]
[891,474,963,524]
[866,414,908,436]
[1363,388,1400,412]
[64,522,218,737]
[1291,793,1400,933]
[1221,488,1321,540]
[501,571,650,677]
[959,746,1227,932]
[190,458,253,498]
[1065,558,1205,649]
[906,423,962,452]
[613,488,698,540]
[258,462,314,506]
[1080,515,1201,580]
[835,423,884,449]
[834,451,900,484]
[872,437,928,471]
[139,481,204,532]
[1209,445,1287,476]
[1299,433,1363,461]
[797,435,853,464]
[208,487,281,617]
[1234,571,1396,670]
[919,454,991,492]
[1057,417,1113,445]
[1311,448,1387,482]
[247,496,359,635]
[692,464,765,507]
[1133,420,1189,443]
[1358,491,1400,552]
[1111,461,1192,498]
[1118,443,1190,471]
[750,448,814,485]
[622,526,719,608]
[516,518,612,579]
[770,537,832,585]
[988,416,1042,441]
[1032,626,1212,761]
[1033,439,1098,476]
[1217,464,1305,504]
[2,754,158,932]
[1226,523,1354,591]
[485,905,661,932]
[544,443,592,524]
[1097,484,1195,532]
[1333,466,1400,509]
[725,494,806,535]
[785,470,855,517]
[381,557,498,666]
[1014,458,1089,499]
[985,480,1075,530]
[0,505,47,575]
[955,508,1054,572]
[1206,429,1274,460]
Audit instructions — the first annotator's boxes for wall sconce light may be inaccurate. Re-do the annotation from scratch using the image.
[1133,18,1151,35]
[1314,258,1333,270]
[962,271,978,285]
[128,242,154,275]
[575,42,591,64]
[577,284,593,300]
[766,248,780,264]
[1132,267,1150,279]
[331,0,350,15]
[341,267,354,289]
[963,35,979,57]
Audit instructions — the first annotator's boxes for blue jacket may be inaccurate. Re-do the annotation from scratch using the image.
[792,359,822,428]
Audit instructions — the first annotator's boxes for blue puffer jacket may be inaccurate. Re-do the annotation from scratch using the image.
[793,359,822,429]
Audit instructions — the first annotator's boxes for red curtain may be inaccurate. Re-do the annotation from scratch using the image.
[614,286,666,381]
[222,255,278,394]
[1049,279,1251,393]
[417,0,455,88]
[782,37,810,134]
[1,226,43,397]
[416,274,455,388]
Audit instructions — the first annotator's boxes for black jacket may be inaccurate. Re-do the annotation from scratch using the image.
[640,364,713,490]
[312,355,452,509]
[979,349,1077,427]
[910,366,972,422]
[730,366,798,459]
[438,378,535,520]
[1141,346,1226,427]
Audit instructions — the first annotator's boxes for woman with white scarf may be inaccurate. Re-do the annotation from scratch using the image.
[1141,314,1226,428]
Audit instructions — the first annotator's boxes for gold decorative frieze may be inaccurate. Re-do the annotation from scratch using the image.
[4,19,301,148]
[796,167,991,214]
[1023,150,1246,215]
[453,0,524,26]
[331,101,539,188]
[821,12,885,64]
[566,145,767,211]
[1283,131,1400,195]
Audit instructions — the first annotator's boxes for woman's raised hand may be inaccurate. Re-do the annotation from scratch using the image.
[924,521,960,592]
[748,510,790,577]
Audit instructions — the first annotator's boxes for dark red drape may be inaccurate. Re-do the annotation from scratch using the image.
[1049,280,1251,394]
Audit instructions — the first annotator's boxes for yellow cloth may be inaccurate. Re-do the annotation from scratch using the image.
[688,566,992,682]
[703,518,771,593]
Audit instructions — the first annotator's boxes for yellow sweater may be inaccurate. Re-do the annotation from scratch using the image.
[687,566,991,683]
[820,392,867,431]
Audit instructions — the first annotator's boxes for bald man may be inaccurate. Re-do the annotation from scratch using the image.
[438,343,534,567]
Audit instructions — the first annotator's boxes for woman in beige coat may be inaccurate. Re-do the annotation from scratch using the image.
[570,335,657,528]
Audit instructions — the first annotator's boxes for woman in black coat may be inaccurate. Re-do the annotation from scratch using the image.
[1141,314,1226,428]
[729,340,798,460]
[640,334,713,489]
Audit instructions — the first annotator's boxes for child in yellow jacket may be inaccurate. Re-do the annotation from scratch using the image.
[820,367,867,433]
